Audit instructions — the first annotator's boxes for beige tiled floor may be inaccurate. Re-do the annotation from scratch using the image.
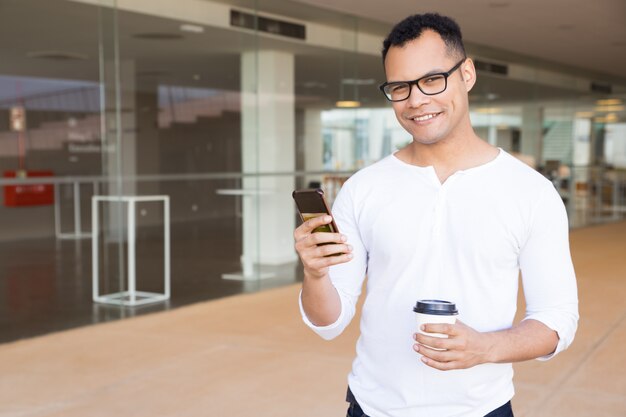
[1,222,625,417]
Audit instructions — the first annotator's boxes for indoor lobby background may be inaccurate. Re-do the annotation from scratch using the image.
[1,1,626,416]
[0,0,625,351]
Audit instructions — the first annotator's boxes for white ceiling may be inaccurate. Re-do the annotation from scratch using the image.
[0,0,622,112]
[293,0,626,80]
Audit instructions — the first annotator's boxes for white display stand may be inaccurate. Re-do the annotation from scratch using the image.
[55,181,99,239]
[216,188,275,281]
[92,195,170,306]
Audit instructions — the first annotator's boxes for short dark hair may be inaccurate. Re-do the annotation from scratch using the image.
[382,13,466,63]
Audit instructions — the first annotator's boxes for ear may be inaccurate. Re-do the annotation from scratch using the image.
[461,58,477,92]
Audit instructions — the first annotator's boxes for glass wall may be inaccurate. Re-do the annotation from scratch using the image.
[0,0,625,341]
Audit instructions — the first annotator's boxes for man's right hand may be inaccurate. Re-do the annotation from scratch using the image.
[294,215,353,280]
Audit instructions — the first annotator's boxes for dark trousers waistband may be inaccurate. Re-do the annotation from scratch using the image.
[346,387,514,417]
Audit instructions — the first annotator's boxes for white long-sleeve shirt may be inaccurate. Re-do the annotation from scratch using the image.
[300,149,579,417]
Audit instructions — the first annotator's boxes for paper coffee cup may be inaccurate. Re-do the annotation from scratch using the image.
[413,299,458,340]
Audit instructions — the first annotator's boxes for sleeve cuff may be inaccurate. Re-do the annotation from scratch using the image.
[522,314,576,361]
[298,289,347,340]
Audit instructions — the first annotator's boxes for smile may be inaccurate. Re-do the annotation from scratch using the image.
[411,112,442,122]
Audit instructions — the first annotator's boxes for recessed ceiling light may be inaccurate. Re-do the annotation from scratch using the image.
[193,74,201,81]
[335,100,361,108]
[133,33,184,40]
[341,78,376,86]
[596,99,622,106]
[594,105,625,112]
[180,24,204,33]
[302,81,327,89]
[26,50,88,61]
[476,107,501,114]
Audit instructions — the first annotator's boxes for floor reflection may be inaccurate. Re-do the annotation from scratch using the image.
[0,219,302,344]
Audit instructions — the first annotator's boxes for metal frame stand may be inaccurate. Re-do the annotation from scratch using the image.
[92,195,170,306]
[55,181,99,239]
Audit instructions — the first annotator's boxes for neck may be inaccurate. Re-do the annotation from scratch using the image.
[397,127,498,183]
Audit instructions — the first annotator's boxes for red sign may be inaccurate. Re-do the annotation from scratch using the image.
[3,170,55,207]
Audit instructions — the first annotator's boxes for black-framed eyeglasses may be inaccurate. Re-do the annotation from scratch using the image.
[379,58,466,102]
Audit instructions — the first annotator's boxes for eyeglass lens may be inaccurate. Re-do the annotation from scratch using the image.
[384,74,447,101]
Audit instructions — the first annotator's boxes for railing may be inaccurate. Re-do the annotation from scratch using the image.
[0,167,624,231]
[0,170,356,186]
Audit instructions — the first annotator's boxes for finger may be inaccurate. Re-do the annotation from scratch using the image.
[308,232,347,246]
[414,333,450,351]
[307,252,353,269]
[420,356,462,371]
[315,243,352,257]
[300,245,352,273]
[295,234,347,257]
[295,215,333,237]
[421,323,457,337]
[294,216,330,241]
[413,343,461,362]
[295,229,346,248]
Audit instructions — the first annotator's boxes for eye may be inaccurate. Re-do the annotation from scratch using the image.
[423,75,444,84]
[390,83,408,92]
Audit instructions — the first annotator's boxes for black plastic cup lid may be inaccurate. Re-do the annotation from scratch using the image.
[413,299,458,315]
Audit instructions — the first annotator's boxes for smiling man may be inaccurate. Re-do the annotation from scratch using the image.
[294,13,579,417]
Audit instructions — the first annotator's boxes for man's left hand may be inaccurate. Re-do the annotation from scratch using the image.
[413,320,495,371]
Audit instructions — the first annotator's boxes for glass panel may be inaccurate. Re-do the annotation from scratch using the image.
[111,1,263,295]
[590,93,626,224]
[0,0,115,340]
[1,0,625,343]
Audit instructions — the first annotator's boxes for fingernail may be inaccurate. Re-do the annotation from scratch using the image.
[414,344,420,352]
[420,325,425,331]
[324,216,332,222]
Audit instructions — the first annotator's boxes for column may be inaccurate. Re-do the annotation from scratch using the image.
[241,50,297,270]
[101,60,137,243]
[573,118,592,167]
[487,125,498,146]
[304,107,324,187]
[521,104,543,166]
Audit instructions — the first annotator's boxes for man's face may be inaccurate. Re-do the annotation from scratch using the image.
[384,30,475,145]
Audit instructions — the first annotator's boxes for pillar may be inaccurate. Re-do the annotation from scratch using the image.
[521,104,543,165]
[241,50,297,273]
[304,108,324,187]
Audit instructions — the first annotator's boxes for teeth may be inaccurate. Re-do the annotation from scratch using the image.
[413,113,437,122]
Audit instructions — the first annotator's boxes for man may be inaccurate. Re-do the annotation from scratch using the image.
[294,13,578,417]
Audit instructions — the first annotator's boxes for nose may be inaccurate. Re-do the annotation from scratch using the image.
[406,83,430,108]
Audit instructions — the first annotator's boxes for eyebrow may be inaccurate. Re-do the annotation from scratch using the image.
[420,70,446,78]
[388,68,447,83]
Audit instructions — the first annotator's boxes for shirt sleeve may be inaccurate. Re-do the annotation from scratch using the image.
[299,180,368,340]
[518,183,579,360]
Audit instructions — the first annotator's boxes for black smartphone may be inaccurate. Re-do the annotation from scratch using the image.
[292,188,340,234]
